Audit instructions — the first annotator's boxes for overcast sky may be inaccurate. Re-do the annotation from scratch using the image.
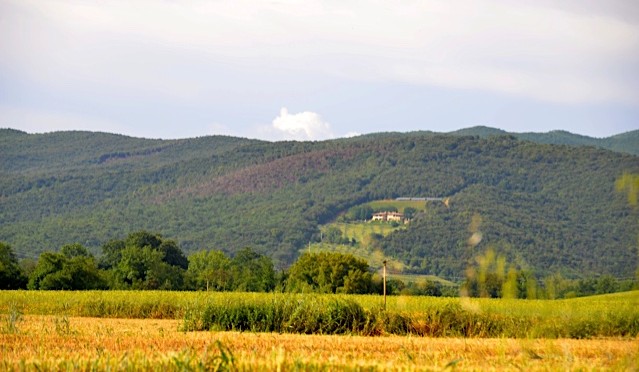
[1,0,638,141]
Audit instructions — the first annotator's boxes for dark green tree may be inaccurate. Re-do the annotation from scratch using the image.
[61,243,91,258]
[230,247,275,292]
[99,239,126,270]
[595,275,619,294]
[403,207,417,220]
[158,240,188,270]
[110,246,183,290]
[0,242,27,289]
[102,231,187,289]
[28,251,106,290]
[347,205,374,221]
[104,231,188,270]
[125,231,162,250]
[28,252,65,289]
[324,226,344,244]
[287,252,372,294]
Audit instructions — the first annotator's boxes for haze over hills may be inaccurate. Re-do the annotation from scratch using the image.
[1,127,638,280]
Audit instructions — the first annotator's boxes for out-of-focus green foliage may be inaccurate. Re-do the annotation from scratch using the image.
[616,173,639,207]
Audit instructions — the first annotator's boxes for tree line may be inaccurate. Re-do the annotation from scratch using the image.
[2,230,636,298]
[0,231,386,293]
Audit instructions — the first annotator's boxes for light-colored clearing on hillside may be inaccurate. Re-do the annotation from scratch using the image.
[366,199,428,212]
[312,222,406,270]
[1,316,637,371]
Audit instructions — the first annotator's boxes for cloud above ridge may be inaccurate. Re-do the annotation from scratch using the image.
[268,108,334,141]
[1,0,638,140]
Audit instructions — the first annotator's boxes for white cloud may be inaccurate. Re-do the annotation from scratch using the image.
[344,132,361,138]
[268,108,333,141]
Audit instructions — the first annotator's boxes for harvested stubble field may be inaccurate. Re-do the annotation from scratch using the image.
[1,316,637,371]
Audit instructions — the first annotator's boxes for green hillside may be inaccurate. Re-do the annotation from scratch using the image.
[1,128,638,280]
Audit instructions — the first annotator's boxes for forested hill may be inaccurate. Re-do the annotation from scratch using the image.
[1,128,638,279]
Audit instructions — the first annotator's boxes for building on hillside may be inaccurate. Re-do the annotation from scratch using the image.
[371,211,404,222]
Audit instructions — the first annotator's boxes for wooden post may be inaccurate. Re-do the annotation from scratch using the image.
[383,260,387,311]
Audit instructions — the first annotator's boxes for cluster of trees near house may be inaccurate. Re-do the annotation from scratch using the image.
[2,230,636,298]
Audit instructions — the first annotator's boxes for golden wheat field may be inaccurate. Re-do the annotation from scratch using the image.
[1,315,638,371]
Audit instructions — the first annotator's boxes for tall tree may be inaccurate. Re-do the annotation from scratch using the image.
[110,246,183,290]
[99,239,126,270]
[28,252,65,290]
[158,240,189,270]
[28,249,106,290]
[61,243,92,258]
[186,250,232,291]
[0,242,27,289]
[286,252,372,294]
[125,231,162,250]
[230,247,275,292]
[102,231,187,289]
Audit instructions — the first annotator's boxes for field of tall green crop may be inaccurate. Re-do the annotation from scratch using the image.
[2,291,637,339]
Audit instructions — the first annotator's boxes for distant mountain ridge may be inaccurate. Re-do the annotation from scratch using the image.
[1,127,638,280]
[3,126,637,155]
[448,126,639,155]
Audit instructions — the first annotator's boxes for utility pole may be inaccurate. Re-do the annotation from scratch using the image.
[383,260,387,311]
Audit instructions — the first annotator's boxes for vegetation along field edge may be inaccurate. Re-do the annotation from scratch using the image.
[1,290,637,339]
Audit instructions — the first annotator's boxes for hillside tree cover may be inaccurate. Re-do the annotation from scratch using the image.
[1,129,638,280]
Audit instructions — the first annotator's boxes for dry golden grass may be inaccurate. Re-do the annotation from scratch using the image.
[1,316,637,371]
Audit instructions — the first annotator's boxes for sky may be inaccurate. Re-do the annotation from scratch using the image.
[1,0,638,141]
